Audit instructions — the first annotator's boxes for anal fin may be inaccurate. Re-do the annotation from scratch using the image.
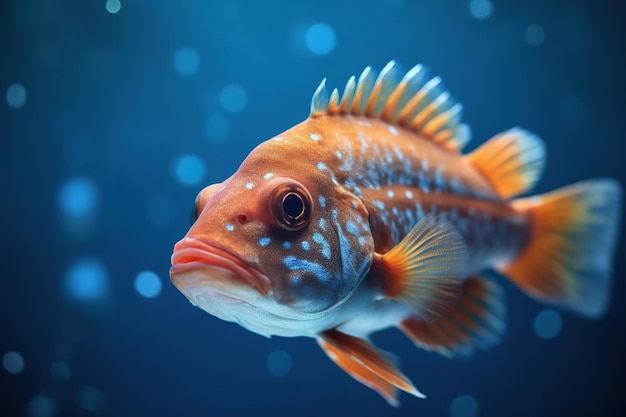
[398,276,506,357]
[317,329,425,406]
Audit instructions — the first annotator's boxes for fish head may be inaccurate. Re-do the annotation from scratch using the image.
[170,138,375,327]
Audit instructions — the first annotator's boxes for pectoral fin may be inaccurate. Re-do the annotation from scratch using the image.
[374,214,469,319]
[317,329,425,406]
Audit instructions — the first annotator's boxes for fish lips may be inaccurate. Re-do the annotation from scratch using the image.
[170,237,272,297]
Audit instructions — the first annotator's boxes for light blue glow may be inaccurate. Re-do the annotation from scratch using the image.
[105,0,121,13]
[27,395,56,417]
[259,237,271,247]
[219,84,248,112]
[301,241,310,250]
[134,270,162,298]
[76,385,105,412]
[469,0,492,20]
[318,218,327,231]
[525,24,545,46]
[245,182,255,190]
[2,351,25,374]
[173,154,205,186]
[6,83,27,108]
[266,350,292,377]
[310,133,320,141]
[336,150,342,159]
[205,114,230,143]
[50,360,71,381]
[282,241,291,249]
[58,177,99,217]
[318,195,326,208]
[64,258,108,300]
[225,223,234,231]
[173,46,200,77]
[387,190,395,198]
[263,172,274,180]
[449,395,479,417]
[305,23,337,55]
[534,309,563,339]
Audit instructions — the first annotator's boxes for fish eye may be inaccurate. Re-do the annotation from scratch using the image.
[270,181,312,231]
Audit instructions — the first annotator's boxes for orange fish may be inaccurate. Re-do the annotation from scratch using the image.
[170,61,622,406]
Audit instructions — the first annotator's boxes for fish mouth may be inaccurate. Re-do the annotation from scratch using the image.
[170,237,271,297]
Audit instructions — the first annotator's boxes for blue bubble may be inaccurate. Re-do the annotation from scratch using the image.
[27,395,56,417]
[305,23,337,55]
[219,84,248,112]
[58,177,99,218]
[173,46,200,77]
[76,385,105,412]
[134,270,162,298]
[64,258,109,300]
[2,351,25,374]
[525,24,545,46]
[105,0,121,14]
[534,309,563,340]
[449,395,479,417]
[50,360,71,381]
[6,83,27,108]
[172,154,205,186]
[205,114,231,143]
[266,350,292,376]
[469,0,492,20]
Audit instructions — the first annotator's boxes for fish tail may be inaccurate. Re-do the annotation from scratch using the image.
[498,179,622,317]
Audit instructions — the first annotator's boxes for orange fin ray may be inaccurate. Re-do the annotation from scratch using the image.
[466,127,546,199]
[399,276,506,357]
[500,179,622,317]
[378,215,469,319]
[310,61,471,152]
[317,329,425,406]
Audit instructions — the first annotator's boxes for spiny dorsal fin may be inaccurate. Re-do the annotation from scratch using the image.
[310,61,471,152]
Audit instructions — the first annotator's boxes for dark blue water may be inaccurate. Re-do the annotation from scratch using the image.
[2,1,625,416]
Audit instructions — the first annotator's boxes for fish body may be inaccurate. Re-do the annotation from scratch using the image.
[170,62,621,405]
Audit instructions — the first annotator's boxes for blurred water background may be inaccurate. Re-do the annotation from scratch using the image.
[1,1,625,416]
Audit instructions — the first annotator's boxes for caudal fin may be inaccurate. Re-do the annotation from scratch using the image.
[499,179,622,317]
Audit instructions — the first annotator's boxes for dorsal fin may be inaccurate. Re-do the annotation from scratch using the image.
[310,61,471,152]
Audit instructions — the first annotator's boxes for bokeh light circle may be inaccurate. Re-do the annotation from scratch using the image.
[534,309,563,339]
[172,154,206,186]
[134,270,162,298]
[6,83,27,108]
[449,394,480,417]
[305,23,337,55]
[2,351,25,374]
[266,350,293,376]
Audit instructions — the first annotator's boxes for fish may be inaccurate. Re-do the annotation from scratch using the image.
[169,61,622,406]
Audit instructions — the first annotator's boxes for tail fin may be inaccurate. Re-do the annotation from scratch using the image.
[499,179,621,317]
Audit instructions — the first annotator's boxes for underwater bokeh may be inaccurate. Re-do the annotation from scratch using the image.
[2,1,625,416]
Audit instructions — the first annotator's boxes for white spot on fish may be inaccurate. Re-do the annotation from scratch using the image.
[318,218,327,231]
[374,200,385,210]
[319,195,326,208]
[301,241,310,251]
[226,223,234,231]
[310,133,320,141]
[345,221,360,236]
[259,237,271,247]
[387,190,394,198]
[358,236,366,246]
[263,173,274,180]
[405,190,413,199]
[245,182,255,190]
[317,162,327,171]
[352,200,359,209]
[282,241,292,249]
[273,136,283,141]
[312,232,331,259]
[388,125,399,136]
[336,150,343,159]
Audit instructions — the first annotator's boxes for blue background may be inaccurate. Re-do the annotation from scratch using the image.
[2,1,625,416]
